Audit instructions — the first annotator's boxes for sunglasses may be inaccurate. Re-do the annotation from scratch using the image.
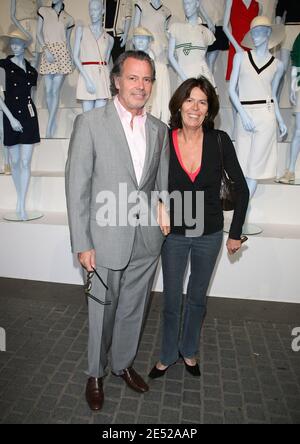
[84,267,111,306]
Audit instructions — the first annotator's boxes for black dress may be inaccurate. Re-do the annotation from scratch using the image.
[0,56,40,147]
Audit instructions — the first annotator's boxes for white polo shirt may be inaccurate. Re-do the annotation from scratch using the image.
[38,4,74,44]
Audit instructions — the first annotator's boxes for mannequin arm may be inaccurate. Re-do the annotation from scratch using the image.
[133,6,142,29]
[272,61,287,138]
[73,26,96,94]
[37,16,55,63]
[223,0,243,53]
[168,35,187,82]
[229,52,255,132]
[10,0,33,44]
[199,2,215,34]
[66,26,74,61]
[291,66,299,105]
[0,97,23,132]
[120,17,132,47]
[106,34,115,63]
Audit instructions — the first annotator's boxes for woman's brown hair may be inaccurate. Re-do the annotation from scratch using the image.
[169,77,220,130]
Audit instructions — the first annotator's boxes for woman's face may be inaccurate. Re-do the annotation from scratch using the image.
[180,87,209,130]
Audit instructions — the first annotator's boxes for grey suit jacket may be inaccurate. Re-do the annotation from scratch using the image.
[65,100,170,270]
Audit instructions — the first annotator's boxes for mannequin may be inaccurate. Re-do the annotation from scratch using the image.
[168,0,216,87]
[37,0,74,138]
[133,0,172,65]
[103,0,132,62]
[229,16,287,232]
[10,1,45,68]
[0,30,41,221]
[74,0,114,113]
[224,0,261,81]
[275,0,300,100]
[199,0,229,73]
[0,66,11,175]
[132,26,170,124]
[279,33,300,184]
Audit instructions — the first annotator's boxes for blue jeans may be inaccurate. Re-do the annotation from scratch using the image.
[160,230,223,366]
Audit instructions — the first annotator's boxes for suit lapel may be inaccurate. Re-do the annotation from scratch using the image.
[105,101,138,187]
[139,116,158,188]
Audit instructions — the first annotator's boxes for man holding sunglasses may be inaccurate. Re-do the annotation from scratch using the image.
[66,50,170,411]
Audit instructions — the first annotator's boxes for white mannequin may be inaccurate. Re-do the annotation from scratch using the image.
[37,0,74,138]
[0,38,36,220]
[74,0,114,113]
[278,67,300,183]
[199,0,227,73]
[133,0,171,64]
[229,22,287,233]
[168,0,216,87]
[10,0,41,68]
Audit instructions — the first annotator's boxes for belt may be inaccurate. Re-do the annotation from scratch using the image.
[82,61,107,66]
[241,99,274,105]
[285,22,300,25]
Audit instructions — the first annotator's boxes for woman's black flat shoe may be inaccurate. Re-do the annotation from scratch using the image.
[180,354,201,377]
[148,365,169,379]
[183,361,201,377]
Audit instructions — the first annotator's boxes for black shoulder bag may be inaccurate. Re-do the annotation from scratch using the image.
[217,132,236,211]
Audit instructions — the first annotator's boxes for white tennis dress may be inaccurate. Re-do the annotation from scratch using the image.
[76,27,112,101]
[168,21,216,87]
[235,50,280,180]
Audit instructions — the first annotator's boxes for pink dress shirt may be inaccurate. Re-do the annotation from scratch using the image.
[114,96,147,185]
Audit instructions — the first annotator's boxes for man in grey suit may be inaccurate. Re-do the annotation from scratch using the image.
[65,51,170,411]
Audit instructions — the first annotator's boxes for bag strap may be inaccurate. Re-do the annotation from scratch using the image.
[216,130,225,175]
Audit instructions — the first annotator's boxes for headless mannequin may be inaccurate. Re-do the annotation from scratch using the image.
[169,0,215,85]
[0,39,35,221]
[229,25,287,231]
[37,0,73,138]
[74,0,114,113]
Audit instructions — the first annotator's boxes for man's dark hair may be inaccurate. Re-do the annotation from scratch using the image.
[169,77,220,131]
[110,51,156,96]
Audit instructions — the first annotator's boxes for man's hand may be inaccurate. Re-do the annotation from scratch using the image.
[226,238,242,255]
[157,202,171,236]
[78,249,96,272]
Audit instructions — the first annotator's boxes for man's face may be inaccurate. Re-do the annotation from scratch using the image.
[114,58,153,112]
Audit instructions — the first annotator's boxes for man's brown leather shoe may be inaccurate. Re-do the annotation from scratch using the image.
[85,377,104,411]
[116,367,149,393]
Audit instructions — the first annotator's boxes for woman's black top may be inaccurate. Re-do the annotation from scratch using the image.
[168,128,249,240]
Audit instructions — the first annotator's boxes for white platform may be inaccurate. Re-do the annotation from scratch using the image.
[0,211,299,303]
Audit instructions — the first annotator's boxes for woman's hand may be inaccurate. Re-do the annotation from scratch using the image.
[157,201,171,236]
[226,238,242,255]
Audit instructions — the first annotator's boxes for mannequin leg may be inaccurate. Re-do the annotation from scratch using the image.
[289,112,300,173]
[8,145,22,214]
[3,146,11,174]
[45,74,65,138]
[246,178,258,199]
[207,51,219,74]
[18,144,33,220]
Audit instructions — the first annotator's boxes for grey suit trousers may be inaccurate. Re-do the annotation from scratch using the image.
[86,226,160,378]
